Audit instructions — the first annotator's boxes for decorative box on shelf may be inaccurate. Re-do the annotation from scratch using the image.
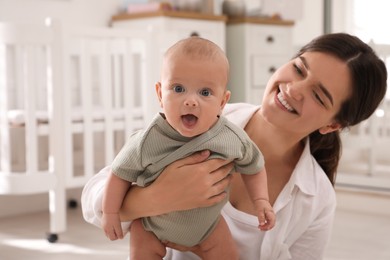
[226,17,294,105]
[111,11,227,123]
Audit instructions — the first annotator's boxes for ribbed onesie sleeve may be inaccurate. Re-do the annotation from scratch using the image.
[111,130,145,183]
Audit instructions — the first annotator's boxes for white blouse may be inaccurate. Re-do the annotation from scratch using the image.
[81,103,337,260]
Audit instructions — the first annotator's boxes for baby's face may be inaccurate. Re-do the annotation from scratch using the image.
[156,54,230,137]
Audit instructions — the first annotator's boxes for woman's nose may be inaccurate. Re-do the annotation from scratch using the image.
[286,82,303,101]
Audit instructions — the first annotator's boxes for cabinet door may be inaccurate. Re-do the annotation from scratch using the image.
[248,25,292,56]
[249,55,287,105]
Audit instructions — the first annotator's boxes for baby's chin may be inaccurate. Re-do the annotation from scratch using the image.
[177,125,206,138]
[178,128,202,138]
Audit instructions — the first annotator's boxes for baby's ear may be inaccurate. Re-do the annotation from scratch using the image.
[155,82,163,107]
[318,122,342,135]
[220,90,231,110]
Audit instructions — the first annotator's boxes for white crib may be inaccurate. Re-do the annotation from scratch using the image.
[0,20,147,242]
[338,42,390,190]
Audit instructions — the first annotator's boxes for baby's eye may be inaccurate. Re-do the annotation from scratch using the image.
[173,85,185,93]
[200,89,211,96]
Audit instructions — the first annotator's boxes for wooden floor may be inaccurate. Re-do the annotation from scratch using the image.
[1,187,390,260]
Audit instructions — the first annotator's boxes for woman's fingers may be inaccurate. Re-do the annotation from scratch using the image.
[172,150,211,168]
[209,161,234,190]
[210,160,234,184]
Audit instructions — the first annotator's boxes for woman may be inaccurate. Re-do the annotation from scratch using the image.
[81,33,387,259]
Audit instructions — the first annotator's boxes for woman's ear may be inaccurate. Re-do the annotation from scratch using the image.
[155,82,163,108]
[318,122,342,135]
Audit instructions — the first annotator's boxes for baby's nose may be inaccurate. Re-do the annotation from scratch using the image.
[185,98,197,107]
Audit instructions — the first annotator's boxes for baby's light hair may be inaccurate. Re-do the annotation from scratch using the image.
[164,36,230,76]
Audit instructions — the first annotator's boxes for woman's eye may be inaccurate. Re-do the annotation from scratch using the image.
[173,85,185,93]
[293,64,304,76]
[313,91,325,106]
[200,89,211,96]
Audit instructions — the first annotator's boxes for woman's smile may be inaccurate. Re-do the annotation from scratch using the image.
[276,91,296,113]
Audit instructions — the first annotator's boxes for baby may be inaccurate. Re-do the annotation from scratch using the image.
[101,37,275,259]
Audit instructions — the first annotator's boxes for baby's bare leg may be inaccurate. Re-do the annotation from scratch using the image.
[130,218,166,260]
[198,216,238,260]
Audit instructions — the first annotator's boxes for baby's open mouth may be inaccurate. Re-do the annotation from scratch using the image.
[181,114,198,127]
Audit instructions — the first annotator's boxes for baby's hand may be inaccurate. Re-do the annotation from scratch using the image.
[102,212,124,240]
[254,199,276,231]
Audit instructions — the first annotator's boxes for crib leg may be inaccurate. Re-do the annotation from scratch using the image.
[48,185,66,243]
[47,233,59,243]
[68,199,78,209]
[45,199,78,243]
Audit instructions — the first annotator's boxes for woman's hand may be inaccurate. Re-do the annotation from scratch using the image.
[153,150,234,210]
[119,150,234,221]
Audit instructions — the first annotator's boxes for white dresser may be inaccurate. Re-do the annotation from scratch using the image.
[226,17,294,105]
[111,11,227,123]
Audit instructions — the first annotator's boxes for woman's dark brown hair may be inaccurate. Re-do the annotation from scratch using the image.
[295,33,387,185]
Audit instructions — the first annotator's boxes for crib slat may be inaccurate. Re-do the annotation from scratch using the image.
[14,46,24,112]
[0,44,12,173]
[102,39,114,165]
[47,20,67,234]
[79,38,94,179]
[124,39,137,136]
[24,45,39,175]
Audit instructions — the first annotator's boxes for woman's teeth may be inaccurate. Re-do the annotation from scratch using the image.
[277,92,295,112]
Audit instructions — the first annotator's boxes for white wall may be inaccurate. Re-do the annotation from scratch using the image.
[0,0,326,46]
[0,0,123,26]
[330,0,350,33]
[292,0,324,48]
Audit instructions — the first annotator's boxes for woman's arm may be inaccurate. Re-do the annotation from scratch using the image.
[81,165,111,228]
[81,150,234,226]
[119,150,234,221]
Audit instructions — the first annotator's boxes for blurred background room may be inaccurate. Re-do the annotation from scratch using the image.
[0,0,389,259]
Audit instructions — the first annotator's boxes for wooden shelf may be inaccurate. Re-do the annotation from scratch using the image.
[111,11,294,26]
[111,10,228,23]
[227,16,294,26]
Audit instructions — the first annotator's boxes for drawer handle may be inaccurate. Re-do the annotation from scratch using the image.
[190,31,200,37]
[266,36,274,43]
[269,66,276,73]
